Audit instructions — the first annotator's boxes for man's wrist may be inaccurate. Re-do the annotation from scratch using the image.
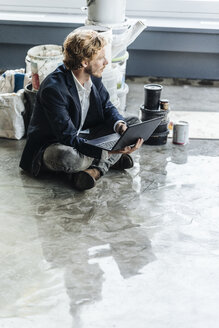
[114,120,126,133]
[117,124,125,135]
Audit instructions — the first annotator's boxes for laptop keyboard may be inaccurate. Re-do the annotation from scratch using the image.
[97,139,117,150]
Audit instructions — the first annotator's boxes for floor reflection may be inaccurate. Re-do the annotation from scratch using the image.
[19,164,156,325]
[1,138,219,328]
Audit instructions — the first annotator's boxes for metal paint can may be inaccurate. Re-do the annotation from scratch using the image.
[173,121,189,145]
[160,99,169,110]
[144,84,163,110]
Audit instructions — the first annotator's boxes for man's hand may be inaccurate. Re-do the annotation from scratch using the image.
[108,138,144,155]
[116,122,127,135]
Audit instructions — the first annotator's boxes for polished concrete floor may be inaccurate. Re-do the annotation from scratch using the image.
[0,80,219,328]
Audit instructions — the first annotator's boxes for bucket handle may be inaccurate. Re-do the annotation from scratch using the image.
[31,58,50,75]
[81,6,87,13]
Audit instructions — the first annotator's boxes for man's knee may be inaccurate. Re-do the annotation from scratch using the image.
[43,145,71,172]
[43,144,93,173]
[125,115,141,126]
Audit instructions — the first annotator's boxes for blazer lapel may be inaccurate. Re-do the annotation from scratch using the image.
[83,84,103,128]
[90,84,103,116]
[65,69,81,124]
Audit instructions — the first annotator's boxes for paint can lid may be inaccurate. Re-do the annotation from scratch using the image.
[144,84,163,91]
[160,99,169,103]
[175,121,189,126]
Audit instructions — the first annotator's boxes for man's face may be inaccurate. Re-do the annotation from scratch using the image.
[85,47,108,77]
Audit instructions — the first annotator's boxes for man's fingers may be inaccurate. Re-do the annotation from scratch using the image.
[129,138,144,152]
[119,139,143,154]
[109,139,144,155]
[137,138,144,147]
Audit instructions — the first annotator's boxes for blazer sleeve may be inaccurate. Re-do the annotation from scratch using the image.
[95,78,125,129]
[40,86,102,159]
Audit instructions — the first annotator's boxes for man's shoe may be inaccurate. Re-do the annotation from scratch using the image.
[111,154,134,170]
[71,168,101,191]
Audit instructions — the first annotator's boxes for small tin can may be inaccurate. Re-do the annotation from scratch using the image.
[160,99,169,110]
[173,121,189,145]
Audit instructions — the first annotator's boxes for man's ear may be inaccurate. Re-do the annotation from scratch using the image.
[81,60,88,68]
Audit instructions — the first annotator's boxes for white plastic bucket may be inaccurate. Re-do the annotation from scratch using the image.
[111,97,120,109]
[111,20,146,58]
[76,25,112,71]
[83,0,126,25]
[112,51,129,89]
[25,55,31,74]
[102,66,118,105]
[27,44,63,91]
[117,83,129,112]
[85,18,128,29]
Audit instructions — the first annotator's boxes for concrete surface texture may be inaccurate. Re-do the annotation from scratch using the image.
[125,77,219,139]
[126,76,219,113]
[0,80,219,328]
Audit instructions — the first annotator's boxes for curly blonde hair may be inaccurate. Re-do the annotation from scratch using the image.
[63,29,106,71]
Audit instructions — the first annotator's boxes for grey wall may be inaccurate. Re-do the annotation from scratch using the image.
[0,21,77,70]
[127,27,219,80]
[0,20,219,79]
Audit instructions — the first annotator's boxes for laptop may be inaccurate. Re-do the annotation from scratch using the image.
[85,116,163,151]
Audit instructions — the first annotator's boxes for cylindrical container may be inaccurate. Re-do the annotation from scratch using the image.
[111,24,129,58]
[27,44,63,91]
[111,20,146,58]
[173,121,189,145]
[25,55,31,74]
[102,66,118,105]
[85,17,128,28]
[112,97,120,110]
[144,84,163,110]
[112,51,129,89]
[79,24,112,71]
[160,99,169,110]
[84,0,126,25]
[140,105,168,122]
[145,130,169,146]
[117,83,129,112]
[23,83,37,134]
[154,120,169,133]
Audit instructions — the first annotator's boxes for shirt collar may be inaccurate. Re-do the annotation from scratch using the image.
[72,72,92,93]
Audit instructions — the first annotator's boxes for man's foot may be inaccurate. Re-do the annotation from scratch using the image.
[111,154,134,170]
[71,168,101,191]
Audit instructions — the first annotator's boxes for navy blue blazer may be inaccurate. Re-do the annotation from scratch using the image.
[19,64,124,176]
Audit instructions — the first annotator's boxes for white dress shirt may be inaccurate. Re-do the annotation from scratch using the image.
[72,72,92,135]
[72,72,123,160]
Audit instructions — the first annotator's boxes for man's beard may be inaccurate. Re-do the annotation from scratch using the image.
[84,65,103,77]
[84,65,93,76]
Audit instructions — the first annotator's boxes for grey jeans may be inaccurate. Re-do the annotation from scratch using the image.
[43,116,141,176]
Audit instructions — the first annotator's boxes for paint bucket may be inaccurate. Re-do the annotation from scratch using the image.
[112,97,120,110]
[173,121,189,145]
[154,120,169,133]
[111,20,146,58]
[82,0,126,25]
[27,44,63,91]
[111,24,129,58]
[23,83,37,134]
[117,83,129,112]
[144,84,163,110]
[140,105,169,122]
[78,24,112,71]
[25,55,31,74]
[112,51,129,89]
[102,66,118,105]
[145,130,169,146]
[160,99,169,110]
